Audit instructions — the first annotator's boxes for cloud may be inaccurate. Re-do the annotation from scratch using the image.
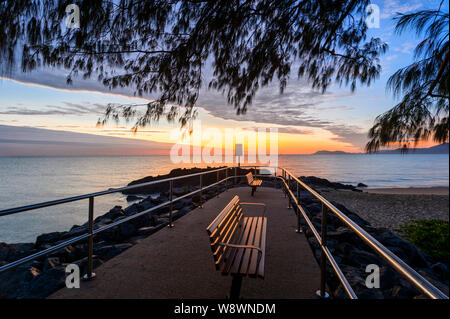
[327,125,369,146]
[381,0,422,19]
[241,126,313,135]
[385,54,398,61]
[393,42,416,54]
[0,125,172,156]
[0,101,108,116]
[3,68,367,148]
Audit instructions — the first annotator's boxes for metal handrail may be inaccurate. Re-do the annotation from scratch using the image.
[0,166,233,275]
[279,167,448,300]
[0,165,447,300]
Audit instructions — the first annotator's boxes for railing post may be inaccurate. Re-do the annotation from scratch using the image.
[216,170,220,197]
[168,180,174,227]
[317,203,330,298]
[296,181,302,233]
[83,196,96,280]
[225,168,228,191]
[234,167,237,185]
[199,174,203,208]
[287,174,292,209]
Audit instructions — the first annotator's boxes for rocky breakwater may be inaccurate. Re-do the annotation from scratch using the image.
[0,167,271,299]
[293,176,449,298]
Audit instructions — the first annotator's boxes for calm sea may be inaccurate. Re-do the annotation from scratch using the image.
[0,154,448,243]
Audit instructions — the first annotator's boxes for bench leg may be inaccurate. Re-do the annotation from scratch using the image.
[251,186,256,196]
[229,276,243,300]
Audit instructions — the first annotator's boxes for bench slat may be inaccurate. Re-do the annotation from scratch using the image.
[238,217,262,275]
[248,217,264,276]
[206,195,239,235]
[231,217,258,275]
[213,207,242,261]
[221,217,249,274]
[210,204,241,246]
[227,217,255,275]
[257,218,267,278]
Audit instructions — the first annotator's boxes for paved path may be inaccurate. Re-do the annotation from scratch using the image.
[50,187,321,299]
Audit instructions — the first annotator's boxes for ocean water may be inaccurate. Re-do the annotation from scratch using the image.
[0,154,448,243]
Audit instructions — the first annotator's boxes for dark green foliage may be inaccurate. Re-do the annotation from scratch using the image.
[0,0,386,129]
[367,4,449,152]
[398,219,449,264]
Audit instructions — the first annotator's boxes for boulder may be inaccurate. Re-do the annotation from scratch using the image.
[42,257,61,272]
[103,206,125,220]
[126,195,144,202]
[431,263,449,282]
[35,232,67,248]
[0,243,36,263]
[118,222,136,239]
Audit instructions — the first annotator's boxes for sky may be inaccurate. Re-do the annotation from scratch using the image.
[0,0,447,155]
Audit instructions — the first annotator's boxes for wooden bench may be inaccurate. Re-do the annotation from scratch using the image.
[206,195,267,299]
[246,172,262,196]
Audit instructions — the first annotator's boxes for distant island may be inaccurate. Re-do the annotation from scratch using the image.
[314,143,449,155]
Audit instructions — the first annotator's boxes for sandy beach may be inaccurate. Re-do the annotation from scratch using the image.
[323,187,449,232]
[364,187,449,195]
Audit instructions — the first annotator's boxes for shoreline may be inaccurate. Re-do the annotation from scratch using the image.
[363,186,449,195]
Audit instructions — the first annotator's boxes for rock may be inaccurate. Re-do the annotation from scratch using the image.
[0,243,36,263]
[118,222,136,239]
[327,227,360,243]
[19,265,68,298]
[173,198,192,210]
[172,187,187,196]
[104,206,125,220]
[35,232,67,248]
[0,242,9,261]
[357,183,368,188]
[431,263,449,282]
[386,284,418,299]
[299,176,356,190]
[64,225,88,239]
[42,257,60,272]
[372,229,430,268]
[126,195,144,202]
[129,213,152,229]
[0,261,42,299]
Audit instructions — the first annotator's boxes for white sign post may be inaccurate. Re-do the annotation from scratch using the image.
[235,143,243,167]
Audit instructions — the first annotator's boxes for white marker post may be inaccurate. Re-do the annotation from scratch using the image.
[235,143,243,167]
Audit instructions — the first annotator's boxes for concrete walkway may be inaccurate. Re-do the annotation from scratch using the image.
[50,187,321,299]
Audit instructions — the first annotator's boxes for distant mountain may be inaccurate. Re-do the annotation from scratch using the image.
[377,143,449,154]
[313,143,449,155]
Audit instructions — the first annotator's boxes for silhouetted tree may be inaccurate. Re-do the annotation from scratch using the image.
[0,0,386,129]
[366,4,449,152]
